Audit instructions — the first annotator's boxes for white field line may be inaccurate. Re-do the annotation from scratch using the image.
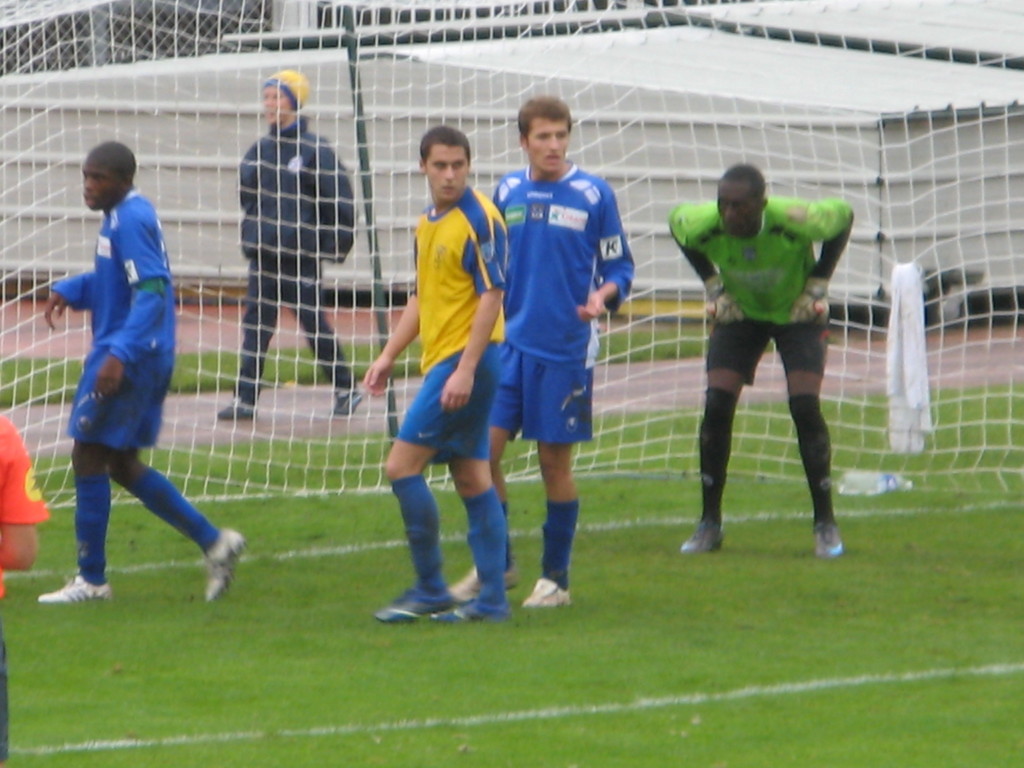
[14,661,1024,757]
[7,499,1012,582]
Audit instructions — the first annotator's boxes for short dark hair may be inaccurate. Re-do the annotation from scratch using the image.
[517,96,572,138]
[720,164,766,199]
[419,125,471,163]
[85,141,137,182]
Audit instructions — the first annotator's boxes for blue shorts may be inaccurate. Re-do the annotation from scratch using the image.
[68,347,173,450]
[490,345,593,444]
[398,344,500,463]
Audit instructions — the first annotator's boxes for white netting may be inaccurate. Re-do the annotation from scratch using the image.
[1,0,1021,509]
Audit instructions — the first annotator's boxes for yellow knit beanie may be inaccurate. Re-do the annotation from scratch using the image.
[264,69,310,110]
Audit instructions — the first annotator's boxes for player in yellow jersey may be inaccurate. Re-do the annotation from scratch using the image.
[364,126,510,623]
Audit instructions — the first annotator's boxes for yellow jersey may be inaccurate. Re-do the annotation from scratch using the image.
[414,187,508,373]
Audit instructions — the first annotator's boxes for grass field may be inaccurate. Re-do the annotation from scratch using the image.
[4,473,1021,767]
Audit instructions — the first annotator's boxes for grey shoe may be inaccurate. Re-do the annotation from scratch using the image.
[814,522,844,559]
[333,389,364,417]
[680,520,724,554]
[374,589,454,623]
[217,399,255,421]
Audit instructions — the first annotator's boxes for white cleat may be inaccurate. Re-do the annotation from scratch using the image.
[449,565,520,603]
[204,529,246,601]
[38,575,112,604]
[521,577,571,608]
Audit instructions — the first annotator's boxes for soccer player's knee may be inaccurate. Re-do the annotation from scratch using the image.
[788,393,823,425]
[700,388,737,444]
[789,394,831,453]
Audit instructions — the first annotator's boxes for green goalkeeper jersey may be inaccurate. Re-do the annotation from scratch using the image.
[669,197,853,324]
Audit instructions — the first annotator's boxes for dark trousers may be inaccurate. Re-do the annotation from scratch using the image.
[235,253,353,404]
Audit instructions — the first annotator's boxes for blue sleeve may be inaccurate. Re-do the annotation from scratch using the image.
[107,285,170,365]
[52,273,94,311]
[239,141,261,259]
[462,229,507,295]
[313,142,355,259]
[118,206,171,284]
[239,142,259,211]
[461,206,507,295]
[105,202,172,364]
[595,185,634,311]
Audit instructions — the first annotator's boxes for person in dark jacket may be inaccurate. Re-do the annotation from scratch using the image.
[218,69,362,420]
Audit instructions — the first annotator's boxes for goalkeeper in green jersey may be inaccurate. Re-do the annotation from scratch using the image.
[668,164,854,559]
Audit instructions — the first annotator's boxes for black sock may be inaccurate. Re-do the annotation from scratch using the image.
[700,388,738,525]
[789,394,834,525]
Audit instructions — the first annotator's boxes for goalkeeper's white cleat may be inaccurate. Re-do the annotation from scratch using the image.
[204,528,246,601]
[38,575,112,604]
[449,565,520,603]
[522,577,571,608]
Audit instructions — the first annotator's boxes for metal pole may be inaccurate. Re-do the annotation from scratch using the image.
[342,6,399,438]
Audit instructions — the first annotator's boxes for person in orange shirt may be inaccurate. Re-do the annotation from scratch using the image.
[0,415,50,766]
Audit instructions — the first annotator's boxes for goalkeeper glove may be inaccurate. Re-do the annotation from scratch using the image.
[790,277,830,324]
[704,275,745,324]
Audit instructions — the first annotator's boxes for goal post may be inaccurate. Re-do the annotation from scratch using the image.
[0,0,1020,510]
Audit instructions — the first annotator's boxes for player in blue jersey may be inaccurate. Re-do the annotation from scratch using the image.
[364,126,510,623]
[38,142,245,604]
[451,97,635,608]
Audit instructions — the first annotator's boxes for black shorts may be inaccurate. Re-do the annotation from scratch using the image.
[707,320,829,385]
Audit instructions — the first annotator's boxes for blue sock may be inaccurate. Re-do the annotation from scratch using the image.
[128,468,219,551]
[75,474,112,585]
[391,475,446,597]
[464,488,508,613]
[542,499,580,589]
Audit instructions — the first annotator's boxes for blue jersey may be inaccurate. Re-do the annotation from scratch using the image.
[54,189,176,365]
[494,164,634,367]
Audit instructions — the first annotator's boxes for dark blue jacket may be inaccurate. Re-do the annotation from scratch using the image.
[239,117,355,261]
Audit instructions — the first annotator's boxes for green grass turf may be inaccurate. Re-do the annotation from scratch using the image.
[4,476,1021,767]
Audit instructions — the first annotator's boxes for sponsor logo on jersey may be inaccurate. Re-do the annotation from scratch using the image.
[529,203,546,221]
[600,235,624,260]
[549,205,588,231]
[481,240,495,263]
[504,205,526,226]
[526,190,553,199]
[97,235,112,258]
[287,155,303,173]
[124,259,140,284]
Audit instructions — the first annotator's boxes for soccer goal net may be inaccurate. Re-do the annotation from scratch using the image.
[1,0,1021,509]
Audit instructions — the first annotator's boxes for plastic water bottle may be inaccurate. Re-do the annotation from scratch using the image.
[837,471,913,496]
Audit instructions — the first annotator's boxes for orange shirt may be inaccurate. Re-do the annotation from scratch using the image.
[0,416,49,598]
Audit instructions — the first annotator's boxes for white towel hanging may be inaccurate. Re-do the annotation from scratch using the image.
[886,263,933,453]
